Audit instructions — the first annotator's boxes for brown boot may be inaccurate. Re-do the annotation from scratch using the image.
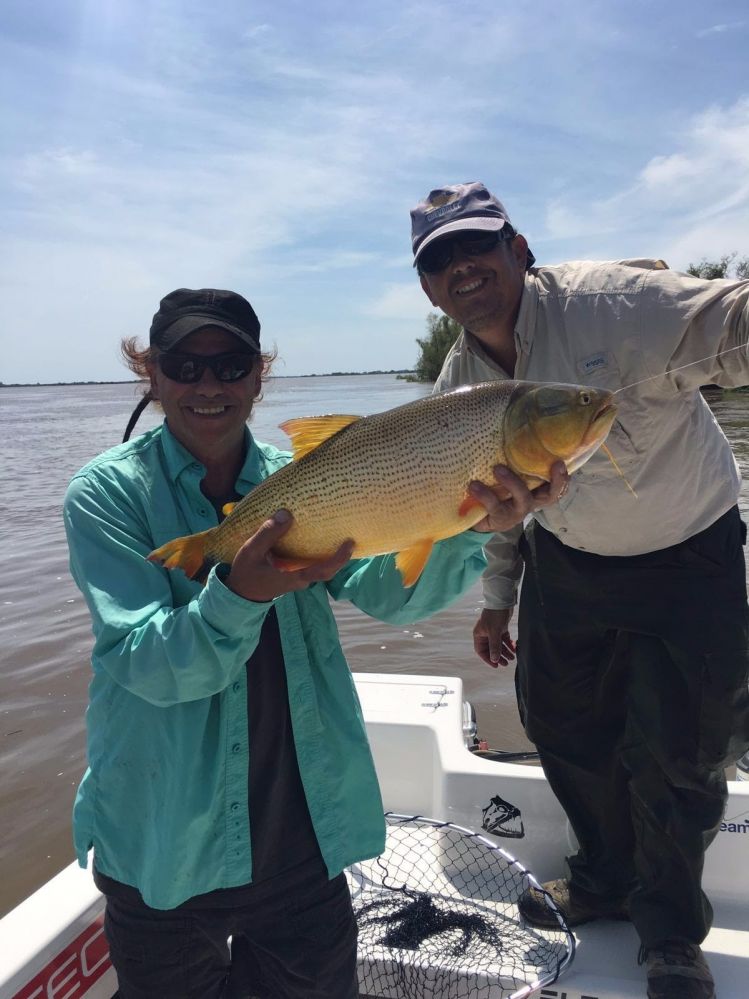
[518,877,629,928]
[640,940,715,999]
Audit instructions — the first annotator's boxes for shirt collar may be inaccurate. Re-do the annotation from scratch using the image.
[462,275,536,374]
[160,422,264,489]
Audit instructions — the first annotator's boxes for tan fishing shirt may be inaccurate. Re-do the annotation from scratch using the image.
[434,259,749,609]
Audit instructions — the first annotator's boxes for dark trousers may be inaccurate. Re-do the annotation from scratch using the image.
[516,507,749,947]
[105,869,359,999]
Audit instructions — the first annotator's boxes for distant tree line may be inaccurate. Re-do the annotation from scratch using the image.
[406,313,463,382]
[410,253,749,382]
[687,253,749,281]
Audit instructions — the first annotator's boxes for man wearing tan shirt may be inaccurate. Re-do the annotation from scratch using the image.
[410,181,749,999]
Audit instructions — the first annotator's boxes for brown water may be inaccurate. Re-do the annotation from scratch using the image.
[1,379,748,918]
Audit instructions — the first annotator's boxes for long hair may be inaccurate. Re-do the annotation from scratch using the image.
[120,337,278,442]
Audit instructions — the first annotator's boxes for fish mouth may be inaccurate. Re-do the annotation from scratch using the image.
[591,399,617,431]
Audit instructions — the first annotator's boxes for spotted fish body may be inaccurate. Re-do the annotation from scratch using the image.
[148,380,616,586]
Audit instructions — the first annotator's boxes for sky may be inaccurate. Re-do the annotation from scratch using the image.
[2,0,748,384]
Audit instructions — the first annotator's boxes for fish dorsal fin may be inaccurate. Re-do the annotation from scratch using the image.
[279,415,362,460]
[395,539,435,588]
[222,501,238,516]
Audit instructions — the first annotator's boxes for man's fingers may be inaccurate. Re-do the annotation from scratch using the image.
[487,467,533,508]
[239,509,294,554]
[469,468,535,531]
[469,474,529,515]
[293,540,355,582]
[473,608,515,669]
[473,634,494,668]
[529,461,569,509]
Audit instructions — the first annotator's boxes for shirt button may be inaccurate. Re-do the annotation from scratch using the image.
[559,527,568,533]
[230,802,240,812]
[232,682,241,693]
[232,743,241,754]
[197,507,209,517]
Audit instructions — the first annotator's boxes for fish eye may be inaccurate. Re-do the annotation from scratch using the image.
[579,391,592,406]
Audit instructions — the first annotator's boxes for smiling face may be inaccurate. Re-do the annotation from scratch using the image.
[419,231,528,344]
[148,326,262,465]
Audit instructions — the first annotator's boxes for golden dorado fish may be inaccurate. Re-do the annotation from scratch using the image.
[148,380,616,587]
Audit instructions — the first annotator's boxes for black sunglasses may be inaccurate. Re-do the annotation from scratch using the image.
[417,228,516,275]
[157,351,257,384]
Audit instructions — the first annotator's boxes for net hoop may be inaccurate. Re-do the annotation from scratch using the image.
[347,812,576,999]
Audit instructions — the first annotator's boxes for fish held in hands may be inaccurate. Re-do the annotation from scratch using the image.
[147,380,616,587]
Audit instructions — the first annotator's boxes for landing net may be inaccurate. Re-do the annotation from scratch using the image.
[347,813,575,999]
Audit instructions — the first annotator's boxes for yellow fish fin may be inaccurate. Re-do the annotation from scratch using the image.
[222,501,238,516]
[271,554,319,572]
[279,415,362,460]
[147,528,217,583]
[395,539,435,588]
[458,493,486,518]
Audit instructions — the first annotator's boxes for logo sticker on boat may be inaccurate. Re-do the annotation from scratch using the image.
[481,793,525,839]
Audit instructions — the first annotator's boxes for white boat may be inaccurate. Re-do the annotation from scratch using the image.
[1,671,747,999]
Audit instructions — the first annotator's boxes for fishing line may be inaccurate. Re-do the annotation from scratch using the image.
[613,343,746,396]
[603,343,746,497]
[600,444,638,499]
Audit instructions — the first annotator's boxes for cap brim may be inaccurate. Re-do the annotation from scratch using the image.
[154,314,260,352]
[413,217,508,265]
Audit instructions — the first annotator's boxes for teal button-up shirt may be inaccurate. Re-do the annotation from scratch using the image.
[63,423,488,909]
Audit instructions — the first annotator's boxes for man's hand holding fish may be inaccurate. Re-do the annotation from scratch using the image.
[468,460,569,532]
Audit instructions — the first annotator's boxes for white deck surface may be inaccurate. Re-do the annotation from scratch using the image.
[1,671,747,999]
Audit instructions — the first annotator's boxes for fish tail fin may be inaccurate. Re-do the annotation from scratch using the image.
[147,528,218,583]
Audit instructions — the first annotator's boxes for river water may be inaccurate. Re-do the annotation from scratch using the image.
[1,378,748,918]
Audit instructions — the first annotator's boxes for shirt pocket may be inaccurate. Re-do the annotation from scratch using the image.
[571,351,645,479]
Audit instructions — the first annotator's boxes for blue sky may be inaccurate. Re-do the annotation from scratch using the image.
[2,0,748,384]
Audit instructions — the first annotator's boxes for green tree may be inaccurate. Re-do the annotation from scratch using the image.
[687,252,749,280]
[412,312,462,382]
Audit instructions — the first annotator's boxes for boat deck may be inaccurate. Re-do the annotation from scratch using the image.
[355,672,749,999]
[1,671,747,999]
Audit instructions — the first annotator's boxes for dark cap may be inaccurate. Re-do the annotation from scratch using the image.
[411,181,535,269]
[149,288,261,352]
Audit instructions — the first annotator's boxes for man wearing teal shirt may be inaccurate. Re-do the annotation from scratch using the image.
[64,287,566,998]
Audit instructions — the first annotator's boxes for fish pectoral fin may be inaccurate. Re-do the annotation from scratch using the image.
[458,475,544,519]
[523,475,546,491]
[395,540,435,588]
[270,554,318,573]
[279,415,362,460]
[458,494,486,517]
[222,501,238,516]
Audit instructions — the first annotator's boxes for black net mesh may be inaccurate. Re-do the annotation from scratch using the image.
[347,813,575,999]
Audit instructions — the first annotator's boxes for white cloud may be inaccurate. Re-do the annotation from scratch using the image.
[539,96,749,267]
[244,23,272,40]
[364,282,430,323]
[3,1,749,382]
[696,22,746,38]
[21,147,100,180]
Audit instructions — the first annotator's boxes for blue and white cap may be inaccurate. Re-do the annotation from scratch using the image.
[410,181,535,269]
